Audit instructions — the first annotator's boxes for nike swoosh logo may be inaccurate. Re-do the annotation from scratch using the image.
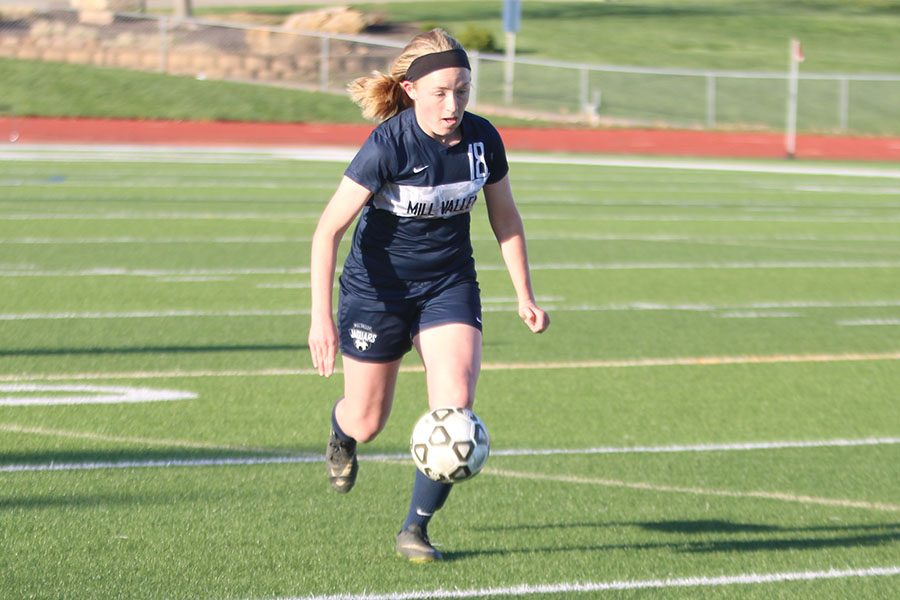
[413,165,430,173]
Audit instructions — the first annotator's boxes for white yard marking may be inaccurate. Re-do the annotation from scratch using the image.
[0,308,312,321]
[271,567,900,600]
[2,436,897,475]
[714,311,800,319]
[491,437,900,457]
[0,384,196,406]
[0,267,310,278]
[154,276,236,283]
[0,212,321,222]
[0,455,324,473]
[3,233,899,245]
[507,260,900,270]
[277,566,900,600]
[475,352,900,371]
[0,236,313,245]
[0,423,276,453]
[2,299,899,322]
[838,318,900,326]
[795,184,900,194]
[7,260,895,279]
[6,212,899,224]
[486,468,900,513]
[1,351,899,383]
[5,144,900,179]
[256,282,311,289]
[510,153,900,179]
[519,213,900,224]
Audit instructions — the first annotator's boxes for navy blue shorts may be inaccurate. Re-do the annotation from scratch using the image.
[338,279,482,362]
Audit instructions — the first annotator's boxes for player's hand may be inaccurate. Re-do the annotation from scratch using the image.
[308,317,339,377]
[519,302,550,334]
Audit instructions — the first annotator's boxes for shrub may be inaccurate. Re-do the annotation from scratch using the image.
[456,24,497,52]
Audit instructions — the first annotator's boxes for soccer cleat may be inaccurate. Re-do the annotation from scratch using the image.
[395,524,443,563]
[325,431,358,493]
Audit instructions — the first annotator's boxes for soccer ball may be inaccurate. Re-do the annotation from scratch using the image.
[410,407,490,483]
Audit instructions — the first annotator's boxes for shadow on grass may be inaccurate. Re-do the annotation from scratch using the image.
[453,519,900,560]
[0,490,206,511]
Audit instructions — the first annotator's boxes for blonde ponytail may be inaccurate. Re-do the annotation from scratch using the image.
[347,29,465,122]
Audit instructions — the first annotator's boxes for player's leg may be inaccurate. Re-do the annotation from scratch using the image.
[396,278,483,561]
[416,322,482,410]
[336,356,402,442]
[327,291,412,493]
[397,323,482,561]
[326,356,401,493]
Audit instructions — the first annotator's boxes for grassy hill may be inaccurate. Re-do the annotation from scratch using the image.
[3,1,899,129]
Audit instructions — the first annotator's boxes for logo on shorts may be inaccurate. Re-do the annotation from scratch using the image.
[349,322,378,352]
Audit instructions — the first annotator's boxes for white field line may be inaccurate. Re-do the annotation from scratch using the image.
[839,318,900,326]
[491,437,900,457]
[0,308,312,321]
[518,213,900,224]
[1,430,894,468]
[2,351,900,383]
[0,179,333,191]
[487,260,900,270]
[714,311,799,319]
[2,299,900,322]
[0,212,322,222]
[516,216,900,225]
[3,260,900,281]
[0,383,196,406]
[510,153,900,179]
[795,184,900,194]
[0,267,311,278]
[0,423,279,454]
[274,566,900,600]
[6,212,900,225]
[0,236,314,245]
[0,144,358,164]
[486,468,900,513]
[3,432,897,512]
[6,144,900,179]
[3,260,900,279]
[2,233,900,245]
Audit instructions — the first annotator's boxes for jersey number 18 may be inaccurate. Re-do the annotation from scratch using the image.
[467,142,489,181]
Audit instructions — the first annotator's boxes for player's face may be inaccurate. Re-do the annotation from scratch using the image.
[404,67,471,144]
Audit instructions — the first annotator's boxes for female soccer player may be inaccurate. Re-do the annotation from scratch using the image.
[308,29,549,562]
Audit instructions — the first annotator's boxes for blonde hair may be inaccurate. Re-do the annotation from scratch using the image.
[347,29,465,122]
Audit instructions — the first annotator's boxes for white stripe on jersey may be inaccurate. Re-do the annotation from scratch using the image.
[373,177,487,219]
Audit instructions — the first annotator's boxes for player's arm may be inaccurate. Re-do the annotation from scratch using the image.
[483,174,550,334]
[309,176,372,376]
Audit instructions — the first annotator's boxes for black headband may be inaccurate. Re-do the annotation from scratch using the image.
[403,49,471,82]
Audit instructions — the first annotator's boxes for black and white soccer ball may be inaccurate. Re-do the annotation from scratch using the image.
[410,407,490,483]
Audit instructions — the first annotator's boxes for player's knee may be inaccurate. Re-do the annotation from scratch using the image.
[429,387,474,410]
[345,407,388,443]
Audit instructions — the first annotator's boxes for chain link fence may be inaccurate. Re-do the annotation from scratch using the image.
[2,8,899,135]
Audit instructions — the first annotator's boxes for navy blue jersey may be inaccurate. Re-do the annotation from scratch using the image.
[341,108,508,300]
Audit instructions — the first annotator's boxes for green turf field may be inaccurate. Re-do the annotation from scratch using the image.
[0,147,898,598]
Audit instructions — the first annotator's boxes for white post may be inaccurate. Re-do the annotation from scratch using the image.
[838,77,849,132]
[705,72,716,129]
[503,32,516,105]
[320,36,331,92]
[158,16,168,74]
[785,38,803,159]
[579,67,589,115]
[469,51,480,109]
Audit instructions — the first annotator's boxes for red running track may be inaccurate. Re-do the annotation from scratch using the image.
[2,117,900,161]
